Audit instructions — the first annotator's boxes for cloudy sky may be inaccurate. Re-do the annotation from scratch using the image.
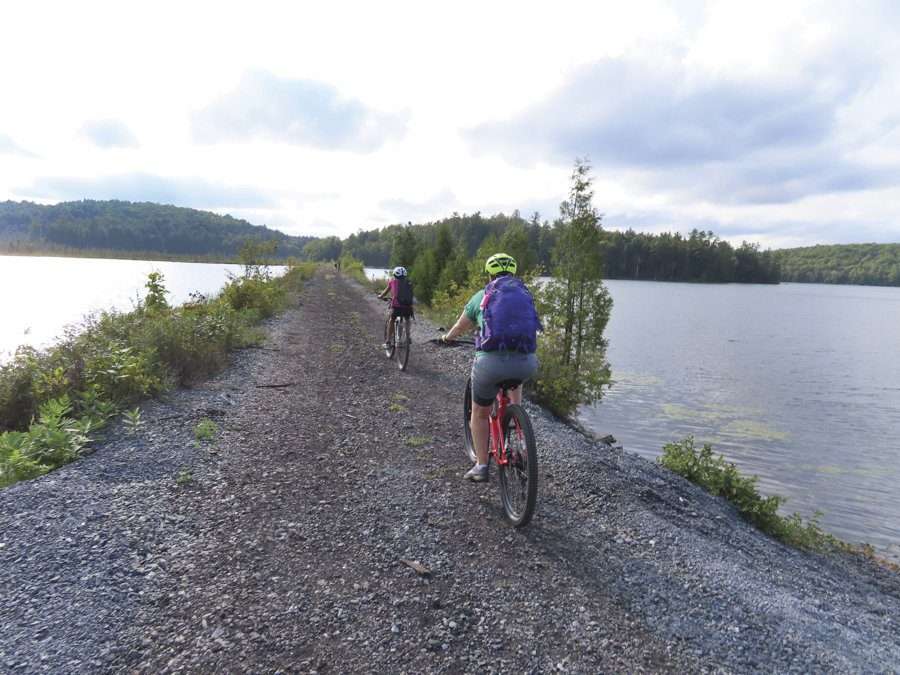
[2,0,899,248]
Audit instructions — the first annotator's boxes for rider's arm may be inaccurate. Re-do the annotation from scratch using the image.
[443,310,475,342]
[377,284,390,300]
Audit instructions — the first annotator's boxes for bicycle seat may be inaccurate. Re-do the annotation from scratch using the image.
[498,379,522,391]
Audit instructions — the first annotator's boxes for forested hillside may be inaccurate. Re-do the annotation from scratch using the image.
[0,200,315,259]
[322,211,780,284]
[775,244,900,286]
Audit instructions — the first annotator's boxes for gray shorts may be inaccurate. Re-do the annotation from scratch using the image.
[471,351,539,406]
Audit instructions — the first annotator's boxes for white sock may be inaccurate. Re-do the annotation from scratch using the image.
[475,463,487,469]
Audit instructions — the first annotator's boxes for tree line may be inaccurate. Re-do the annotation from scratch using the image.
[0,200,315,259]
[774,244,900,287]
[306,213,781,288]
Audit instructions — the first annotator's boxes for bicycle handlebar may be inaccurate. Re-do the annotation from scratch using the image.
[428,337,475,347]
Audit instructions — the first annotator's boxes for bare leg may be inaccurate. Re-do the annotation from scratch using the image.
[471,401,492,465]
[509,385,523,405]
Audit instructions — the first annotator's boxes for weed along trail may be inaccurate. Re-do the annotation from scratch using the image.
[1,268,899,673]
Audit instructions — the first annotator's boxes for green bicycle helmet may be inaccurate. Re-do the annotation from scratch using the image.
[484,252,517,276]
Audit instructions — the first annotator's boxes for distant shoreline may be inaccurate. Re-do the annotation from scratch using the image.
[1,247,252,265]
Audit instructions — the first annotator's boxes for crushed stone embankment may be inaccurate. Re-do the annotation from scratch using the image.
[1,268,898,674]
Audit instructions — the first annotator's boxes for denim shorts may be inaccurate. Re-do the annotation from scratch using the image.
[471,351,539,406]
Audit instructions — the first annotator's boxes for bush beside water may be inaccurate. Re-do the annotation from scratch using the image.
[659,437,857,553]
[0,262,316,488]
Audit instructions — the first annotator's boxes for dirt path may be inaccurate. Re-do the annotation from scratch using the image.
[2,268,899,673]
[112,270,689,673]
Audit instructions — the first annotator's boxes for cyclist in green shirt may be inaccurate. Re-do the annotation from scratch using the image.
[441,253,540,481]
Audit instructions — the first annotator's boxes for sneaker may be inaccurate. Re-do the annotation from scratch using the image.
[464,464,489,482]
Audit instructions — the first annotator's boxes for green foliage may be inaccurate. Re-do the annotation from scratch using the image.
[80,335,165,403]
[410,248,440,305]
[0,265,313,489]
[144,272,170,311]
[390,226,419,268]
[238,239,279,279]
[303,236,343,261]
[0,396,95,487]
[306,207,776,284]
[194,418,218,442]
[221,276,285,319]
[335,252,367,284]
[531,160,613,418]
[175,468,193,485]
[774,243,900,286]
[533,328,611,417]
[77,384,118,423]
[122,407,143,435]
[659,437,844,551]
[0,199,315,259]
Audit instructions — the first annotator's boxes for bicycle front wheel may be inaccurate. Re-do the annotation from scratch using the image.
[396,317,410,371]
[498,404,538,527]
[384,315,395,359]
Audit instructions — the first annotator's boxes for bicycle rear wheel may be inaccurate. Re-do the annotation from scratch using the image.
[462,378,477,463]
[498,404,538,527]
[396,317,410,371]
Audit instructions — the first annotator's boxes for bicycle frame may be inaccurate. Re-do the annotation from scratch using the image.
[488,388,513,467]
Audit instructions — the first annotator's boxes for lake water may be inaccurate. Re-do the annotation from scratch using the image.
[582,280,900,559]
[0,255,278,360]
[369,266,900,558]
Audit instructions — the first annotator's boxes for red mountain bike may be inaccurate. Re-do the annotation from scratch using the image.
[463,376,538,526]
[433,337,539,526]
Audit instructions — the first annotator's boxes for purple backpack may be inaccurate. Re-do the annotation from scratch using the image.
[476,276,542,353]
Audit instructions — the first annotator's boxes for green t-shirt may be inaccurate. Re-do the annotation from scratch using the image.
[464,289,486,359]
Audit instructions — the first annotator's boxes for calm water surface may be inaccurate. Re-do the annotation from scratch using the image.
[0,255,279,359]
[581,280,900,559]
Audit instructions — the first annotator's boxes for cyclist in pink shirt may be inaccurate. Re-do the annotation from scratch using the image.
[377,266,414,349]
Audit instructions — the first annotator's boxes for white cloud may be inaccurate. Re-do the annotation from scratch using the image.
[81,120,139,148]
[0,134,36,158]
[0,0,898,246]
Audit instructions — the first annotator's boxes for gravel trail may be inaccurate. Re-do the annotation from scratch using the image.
[1,268,898,673]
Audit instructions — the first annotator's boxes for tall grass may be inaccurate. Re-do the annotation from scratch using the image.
[0,262,316,488]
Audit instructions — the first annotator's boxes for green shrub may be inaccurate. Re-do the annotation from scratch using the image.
[221,276,285,318]
[0,349,43,431]
[659,437,841,551]
[0,396,96,487]
[0,263,313,489]
[80,337,165,403]
[122,407,143,435]
[338,253,369,285]
[144,271,170,312]
[529,328,611,418]
[194,418,218,442]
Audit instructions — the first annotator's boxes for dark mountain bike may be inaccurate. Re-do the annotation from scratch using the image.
[383,302,411,371]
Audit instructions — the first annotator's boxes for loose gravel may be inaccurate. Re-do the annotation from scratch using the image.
[1,269,898,674]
